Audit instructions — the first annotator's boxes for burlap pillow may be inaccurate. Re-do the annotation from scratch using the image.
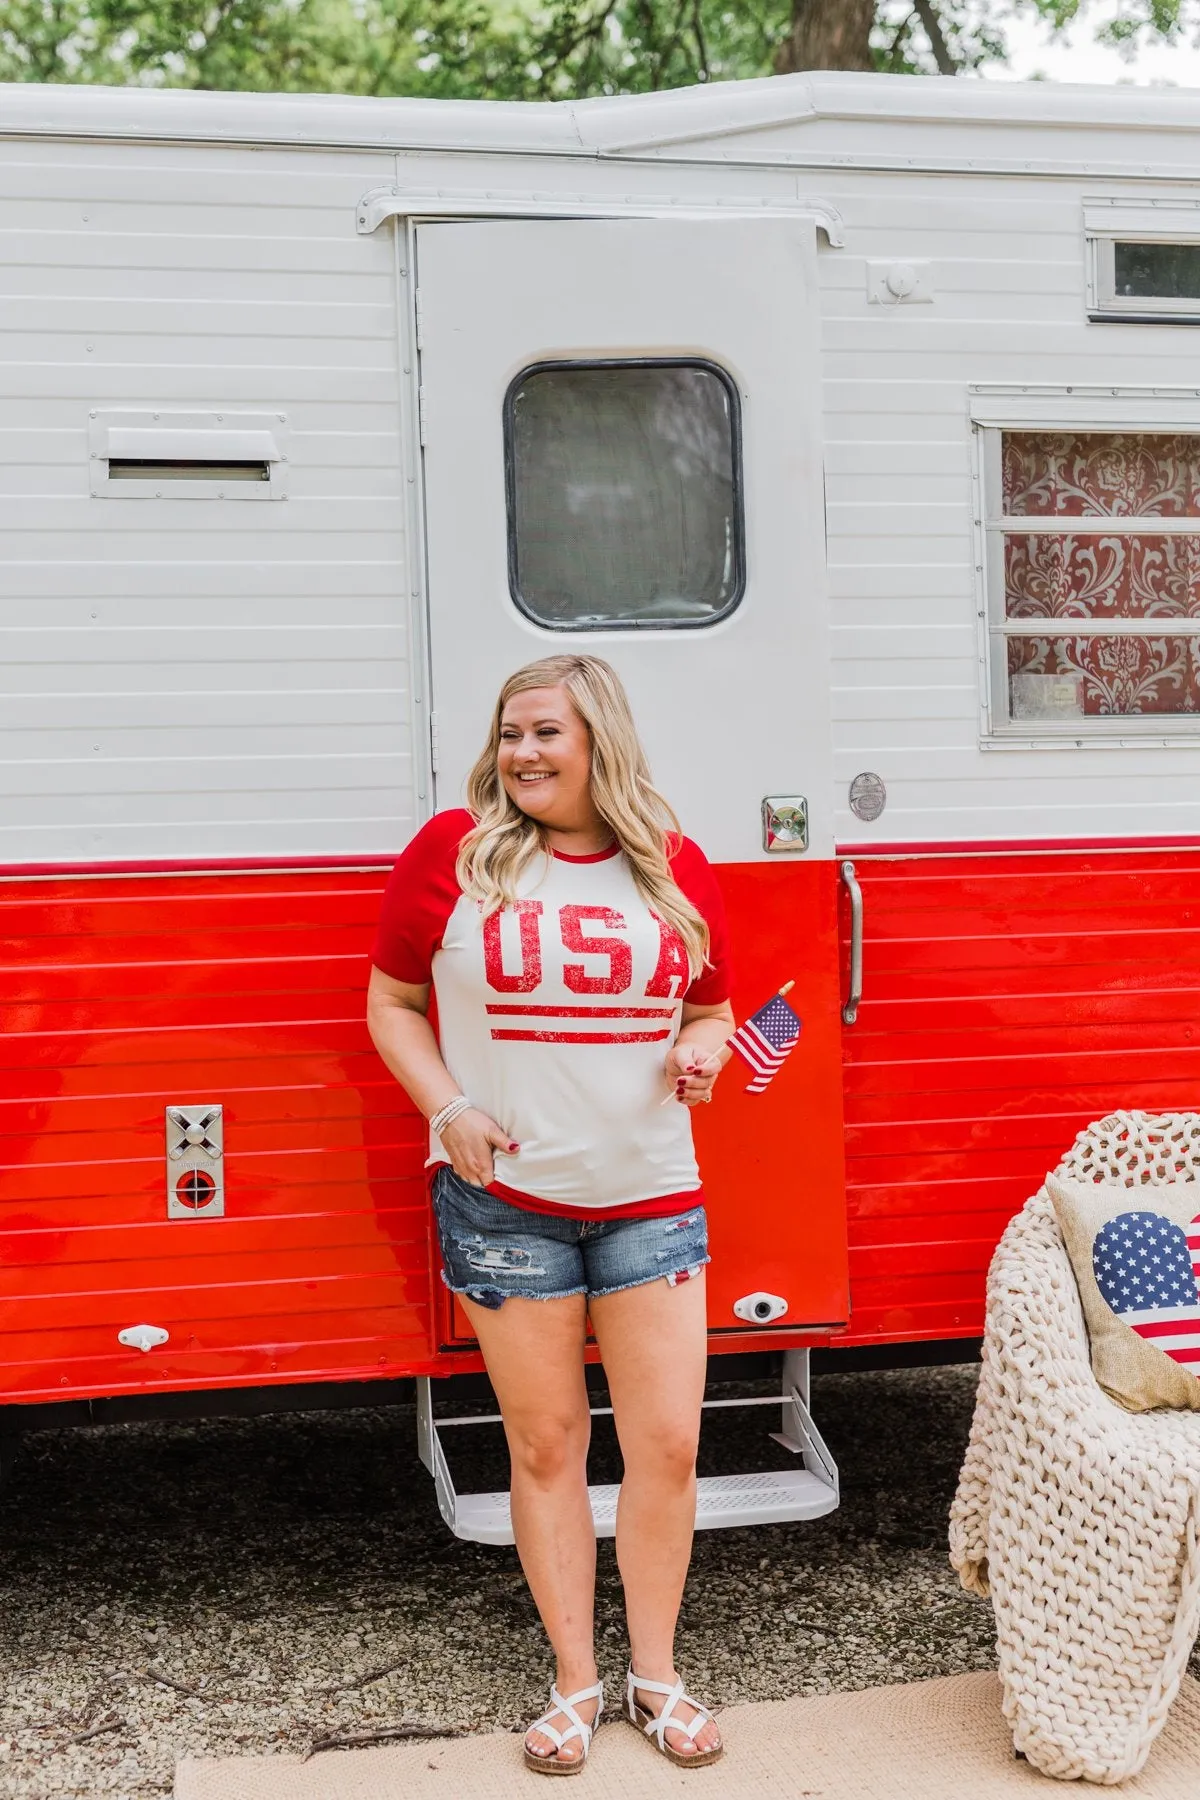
[1047,1172,1200,1413]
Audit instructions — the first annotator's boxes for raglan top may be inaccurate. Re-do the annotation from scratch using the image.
[371,809,732,1217]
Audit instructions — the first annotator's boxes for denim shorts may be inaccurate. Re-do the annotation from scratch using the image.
[430,1165,709,1311]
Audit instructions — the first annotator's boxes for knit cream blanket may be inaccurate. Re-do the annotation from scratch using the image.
[950,1112,1200,1782]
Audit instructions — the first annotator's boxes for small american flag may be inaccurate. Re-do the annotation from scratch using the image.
[728,987,802,1094]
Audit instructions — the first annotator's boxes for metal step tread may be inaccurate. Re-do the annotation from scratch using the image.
[455,1467,836,1545]
[416,1353,839,1545]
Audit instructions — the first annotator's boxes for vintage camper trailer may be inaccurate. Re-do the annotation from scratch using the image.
[5,70,1200,1538]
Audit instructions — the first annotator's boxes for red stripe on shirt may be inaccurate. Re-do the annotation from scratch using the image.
[485,1004,676,1018]
[490,1027,673,1044]
[426,1164,705,1222]
[488,1177,705,1220]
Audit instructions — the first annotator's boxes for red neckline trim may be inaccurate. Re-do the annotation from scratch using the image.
[550,842,621,864]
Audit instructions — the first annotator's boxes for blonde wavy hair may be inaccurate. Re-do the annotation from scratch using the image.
[456,655,710,979]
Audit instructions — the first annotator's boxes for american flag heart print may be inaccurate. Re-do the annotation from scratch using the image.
[727,992,802,1095]
[1092,1209,1200,1371]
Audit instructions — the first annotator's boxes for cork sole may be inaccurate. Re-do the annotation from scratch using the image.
[522,1746,588,1776]
[627,1703,724,1768]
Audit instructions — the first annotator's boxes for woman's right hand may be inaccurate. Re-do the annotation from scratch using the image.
[439,1109,519,1188]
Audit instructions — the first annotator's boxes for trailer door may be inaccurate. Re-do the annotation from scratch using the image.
[416,216,848,1339]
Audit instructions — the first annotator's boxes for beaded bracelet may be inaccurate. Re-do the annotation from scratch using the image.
[429,1094,471,1137]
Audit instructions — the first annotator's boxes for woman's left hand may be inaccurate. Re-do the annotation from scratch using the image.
[663,1043,722,1107]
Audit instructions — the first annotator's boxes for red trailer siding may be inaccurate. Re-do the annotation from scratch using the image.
[12,842,1194,1400]
[840,845,1200,1344]
[0,869,437,1401]
[0,857,850,1404]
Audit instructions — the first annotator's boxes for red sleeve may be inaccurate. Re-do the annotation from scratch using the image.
[670,837,733,1005]
[371,809,473,984]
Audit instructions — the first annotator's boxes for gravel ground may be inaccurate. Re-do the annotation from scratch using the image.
[0,1362,1011,1798]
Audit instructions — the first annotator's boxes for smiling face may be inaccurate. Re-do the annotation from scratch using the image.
[497,684,602,838]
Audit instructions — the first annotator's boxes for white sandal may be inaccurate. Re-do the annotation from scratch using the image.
[523,1679,604,1777]
[624,1668,723,1767]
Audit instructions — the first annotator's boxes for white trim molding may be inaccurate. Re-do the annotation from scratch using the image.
[355,186,845,245]
[969,384,1200,433]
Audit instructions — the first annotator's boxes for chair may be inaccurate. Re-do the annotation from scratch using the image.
[949,1111,1200,1782]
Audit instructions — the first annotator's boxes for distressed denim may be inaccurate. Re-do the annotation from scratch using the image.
[431,1165,709,1311]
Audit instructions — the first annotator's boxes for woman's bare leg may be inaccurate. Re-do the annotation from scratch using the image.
[459,1291,599,1764]
[589,1272,721,1755]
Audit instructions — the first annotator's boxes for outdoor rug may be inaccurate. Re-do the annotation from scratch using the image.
[174,1670,1200,1797]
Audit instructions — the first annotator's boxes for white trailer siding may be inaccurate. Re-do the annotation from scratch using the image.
[813,169,1200,845]
[0,138,415,865]
[6,77,1200,857]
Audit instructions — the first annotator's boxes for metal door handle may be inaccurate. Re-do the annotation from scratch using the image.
[840,861,862,1026]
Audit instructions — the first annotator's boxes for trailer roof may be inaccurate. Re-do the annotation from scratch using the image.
[3,70,1200,163]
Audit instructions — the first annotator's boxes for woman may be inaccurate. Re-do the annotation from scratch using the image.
[367,653,733,1774]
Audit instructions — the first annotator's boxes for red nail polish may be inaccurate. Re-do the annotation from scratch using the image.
[509,1142,520,1152]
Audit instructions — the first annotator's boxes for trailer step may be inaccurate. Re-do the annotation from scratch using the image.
[448,1467,836,1546]
[416,1350,837,1546]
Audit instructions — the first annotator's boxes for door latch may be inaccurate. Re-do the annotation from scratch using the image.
[761,796,808,853]
[840,862,863,1026]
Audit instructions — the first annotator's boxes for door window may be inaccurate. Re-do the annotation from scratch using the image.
[504,359,744,630]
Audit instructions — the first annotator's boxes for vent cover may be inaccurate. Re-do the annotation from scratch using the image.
[90,411,287,499]
[165,1103,225,1218]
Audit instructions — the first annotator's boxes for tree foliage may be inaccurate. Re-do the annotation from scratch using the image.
[0,1,534,94]
[1,0,1197,96]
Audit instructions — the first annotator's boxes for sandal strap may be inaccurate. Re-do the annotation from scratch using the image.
[529,1681,604,1755]
[659,1706,710,1744]
[627,1671,712,1751]
[626,1670,677,1699]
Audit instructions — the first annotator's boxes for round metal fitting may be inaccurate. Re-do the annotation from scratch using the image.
[849,771,887,822]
